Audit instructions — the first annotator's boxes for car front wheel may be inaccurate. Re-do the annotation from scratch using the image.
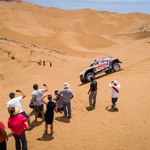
[112,63,121,72]
[86,72,95,82]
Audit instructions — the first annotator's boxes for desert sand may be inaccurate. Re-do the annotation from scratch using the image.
[0,1,150,150]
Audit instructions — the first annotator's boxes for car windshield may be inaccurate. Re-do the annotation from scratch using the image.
[90,61,98,67]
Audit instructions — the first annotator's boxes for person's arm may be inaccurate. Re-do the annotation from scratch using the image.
[117,83,121,88]
[1,130,8,141]
[31,95,35,102]
[54,104,58,112]
[41,95,48,105]
[109,81,113,88]
[43,84,48,92]
[17,90,26,99]
[87,87,91,95]
[7,107,10,114]
[70,95,74,99]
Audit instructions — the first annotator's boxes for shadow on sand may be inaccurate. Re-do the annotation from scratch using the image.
[55,116,71,123]
[105,106,118,112]
[37,133,54,141]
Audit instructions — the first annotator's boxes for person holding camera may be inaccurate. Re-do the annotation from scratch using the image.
[31,84,48,122]
[7,90,32,130]
[109,80,121,111]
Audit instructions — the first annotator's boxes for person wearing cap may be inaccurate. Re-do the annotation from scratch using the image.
[8,107,28,150]
[0,121,8,150]
[109,80,121,111]
[7,90,32,130]
[58,82,74,118]
[41,94,57,135]
[87,77,97,110]
[31,84,48,122]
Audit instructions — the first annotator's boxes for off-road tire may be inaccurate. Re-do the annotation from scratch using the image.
[86,72,95,82]
[112,63,120,72]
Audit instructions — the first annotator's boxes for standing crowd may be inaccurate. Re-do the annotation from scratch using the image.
[0,79,120,150]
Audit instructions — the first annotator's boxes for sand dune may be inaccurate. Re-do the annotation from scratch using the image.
[0,1,150,150]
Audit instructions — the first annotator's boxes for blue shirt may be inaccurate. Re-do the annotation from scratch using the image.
[58,88,73,102]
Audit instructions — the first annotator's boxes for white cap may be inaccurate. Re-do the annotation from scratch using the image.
[64,82,69,88]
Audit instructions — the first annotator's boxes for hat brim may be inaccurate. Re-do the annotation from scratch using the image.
[13,107,20,115]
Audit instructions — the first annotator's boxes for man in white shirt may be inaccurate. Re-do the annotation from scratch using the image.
[7,90,32,129]
[109,80,121,111]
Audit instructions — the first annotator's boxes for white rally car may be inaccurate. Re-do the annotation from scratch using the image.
[79,57,122,83]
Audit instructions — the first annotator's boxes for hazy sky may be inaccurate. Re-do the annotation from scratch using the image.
[25,0,150,14]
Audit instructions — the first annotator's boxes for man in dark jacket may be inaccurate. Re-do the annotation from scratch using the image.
[87,77,97,110]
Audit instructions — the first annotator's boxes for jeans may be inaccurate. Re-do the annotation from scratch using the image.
[89,91,97,109]
[111,97,118,110]
[112,97,118,105]
[63,101,71,116]
[13,131,27,150]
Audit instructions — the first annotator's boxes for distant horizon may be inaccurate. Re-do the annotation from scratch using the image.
[24,0,150,14]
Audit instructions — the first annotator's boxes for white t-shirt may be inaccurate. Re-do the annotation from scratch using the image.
[32,89,45,106]
[7,96,23,113]
[109,83,121,98]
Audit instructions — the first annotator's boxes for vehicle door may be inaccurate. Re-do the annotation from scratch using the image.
[97,59,108,71]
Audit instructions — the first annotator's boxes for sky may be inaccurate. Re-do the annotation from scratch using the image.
[24,0,150,14]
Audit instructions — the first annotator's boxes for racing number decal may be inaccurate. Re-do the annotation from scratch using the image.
[97,60,109,70]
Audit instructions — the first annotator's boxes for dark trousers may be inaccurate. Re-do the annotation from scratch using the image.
[0,140,7,150]
[112,97,118,106]
[13,131,27,150]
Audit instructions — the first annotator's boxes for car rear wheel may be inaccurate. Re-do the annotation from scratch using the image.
[86,72,95,82]
[112,63,120,72]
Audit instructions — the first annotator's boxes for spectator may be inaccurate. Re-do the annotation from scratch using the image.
[43,61,45,66]
[0,121,8,150]
[50,62,52,67]
[38,60,41,65]
[58,82,73,118]
[109,80,121,111]
[7,90,32,130]
[53,90,63,113]
[87,77,97,110]
[31,84,48,122]
[41,94,57,135]
[8,107,28,150]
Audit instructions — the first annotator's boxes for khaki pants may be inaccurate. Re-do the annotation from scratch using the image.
[89,91,97,109]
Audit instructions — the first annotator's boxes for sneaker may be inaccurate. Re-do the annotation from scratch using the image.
[114,107,119,112]
[68,115,72,118]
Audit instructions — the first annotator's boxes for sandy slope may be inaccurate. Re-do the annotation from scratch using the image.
[0,1,150,150]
